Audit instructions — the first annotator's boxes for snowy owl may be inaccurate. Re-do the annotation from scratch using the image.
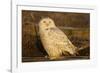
[39,17,78,60]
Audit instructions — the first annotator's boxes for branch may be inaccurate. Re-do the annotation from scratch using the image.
[78,44,89,51]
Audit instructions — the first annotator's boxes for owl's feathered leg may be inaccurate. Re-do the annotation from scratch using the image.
[49,56,59,60]
[49,54,62,60]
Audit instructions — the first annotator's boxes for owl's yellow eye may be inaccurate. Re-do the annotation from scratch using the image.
[49,21,51,23]
[43,21,46,23]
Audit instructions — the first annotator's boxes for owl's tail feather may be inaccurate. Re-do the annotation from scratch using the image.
[62,47,79,56]
[63,51,72,56]
[63,44,89,56]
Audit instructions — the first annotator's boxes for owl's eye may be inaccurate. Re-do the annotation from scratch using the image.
[49,21,51,23]
[43,21,46,23]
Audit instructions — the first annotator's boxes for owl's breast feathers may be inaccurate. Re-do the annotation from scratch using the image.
[41,27,77,55]
[45,27,69,42]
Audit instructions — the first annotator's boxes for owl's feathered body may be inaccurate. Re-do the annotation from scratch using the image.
[39,18,77,60]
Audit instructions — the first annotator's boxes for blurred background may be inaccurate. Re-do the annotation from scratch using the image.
[22,10,90,62]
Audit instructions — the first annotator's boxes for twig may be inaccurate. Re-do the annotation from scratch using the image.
[30,13,39,41]
[78,44,89,51]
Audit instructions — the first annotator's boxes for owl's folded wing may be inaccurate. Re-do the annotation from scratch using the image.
[48,28,69,43]
[48,27,77,54]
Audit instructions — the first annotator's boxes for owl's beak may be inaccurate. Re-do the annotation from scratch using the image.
[46,24,49,26]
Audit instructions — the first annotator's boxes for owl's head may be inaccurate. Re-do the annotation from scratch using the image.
[39,17,56,29]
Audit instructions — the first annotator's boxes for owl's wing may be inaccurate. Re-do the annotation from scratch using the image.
[47,27,77,55]
[48,27,69,43]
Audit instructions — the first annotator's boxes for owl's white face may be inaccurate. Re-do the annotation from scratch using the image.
[39,18,56,30]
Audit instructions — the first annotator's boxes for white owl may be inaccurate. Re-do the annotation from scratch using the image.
[39,17,78,60]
